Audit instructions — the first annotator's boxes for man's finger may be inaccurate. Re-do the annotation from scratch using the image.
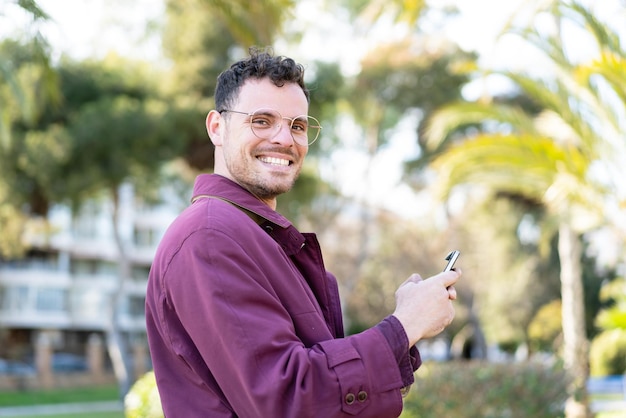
[441,268,461,288]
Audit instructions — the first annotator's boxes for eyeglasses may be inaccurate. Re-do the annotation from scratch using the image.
[219,108,322,146]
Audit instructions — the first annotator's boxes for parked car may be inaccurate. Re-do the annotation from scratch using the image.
[51,353,88,372]
[0,358,36,376]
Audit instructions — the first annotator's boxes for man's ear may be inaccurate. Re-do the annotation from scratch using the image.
[206,110,223,146]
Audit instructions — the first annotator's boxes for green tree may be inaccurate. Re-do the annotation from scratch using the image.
[0,37,63,257]
[0,0,58,257]
[54,56,183,396]
[0,0,57,128]
[1,46,183,394]
[421,3,626,417]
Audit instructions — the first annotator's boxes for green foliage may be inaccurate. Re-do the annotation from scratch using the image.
[596,277,626,331]
[589,329,626,376]
[124,371,164,418]
[528,300,562,353]
[163,0,250,98]
[305,60,345,156]
[350,38,474,155]
[0,202,28,258]
[59,95,172,203]
[198,0,296,47]
[454,196,560,348]
[401,361,569,418]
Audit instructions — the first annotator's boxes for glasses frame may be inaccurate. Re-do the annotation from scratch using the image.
[219,108,322,146]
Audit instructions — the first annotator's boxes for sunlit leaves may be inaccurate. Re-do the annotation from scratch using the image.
[596,278,626,331]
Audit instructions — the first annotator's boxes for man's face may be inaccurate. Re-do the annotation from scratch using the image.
[210,78,309,206]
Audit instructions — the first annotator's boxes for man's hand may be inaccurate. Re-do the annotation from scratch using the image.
[392,269,460,347]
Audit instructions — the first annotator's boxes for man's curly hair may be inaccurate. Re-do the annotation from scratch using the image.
[214,47,309,112]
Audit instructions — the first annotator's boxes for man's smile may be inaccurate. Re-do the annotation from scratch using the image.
[258,156,291,166]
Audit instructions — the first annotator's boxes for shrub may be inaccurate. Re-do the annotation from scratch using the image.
[124,371,164,418]
[589,329,626,376]
[400,360,569,418]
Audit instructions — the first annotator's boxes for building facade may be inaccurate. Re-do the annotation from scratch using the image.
[0,184,181,389]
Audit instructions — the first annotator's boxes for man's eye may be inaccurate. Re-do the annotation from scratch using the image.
[251,117,273,127]
[291,120,307,132]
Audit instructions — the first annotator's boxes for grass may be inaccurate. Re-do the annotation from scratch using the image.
[7,413,123,418]
[0,384,120,406]
[0,385,123,418]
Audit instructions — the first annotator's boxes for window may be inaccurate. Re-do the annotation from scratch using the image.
[133,227,156,248]
[127,296,145,318]
[36,288,67,312]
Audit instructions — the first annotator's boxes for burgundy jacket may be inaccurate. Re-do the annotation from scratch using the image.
[145,174,420,417]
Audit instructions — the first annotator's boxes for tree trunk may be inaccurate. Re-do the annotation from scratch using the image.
[559,222,590,418]
[107,186,132,398]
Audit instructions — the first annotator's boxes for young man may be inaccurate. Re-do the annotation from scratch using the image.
[145,48,460,417]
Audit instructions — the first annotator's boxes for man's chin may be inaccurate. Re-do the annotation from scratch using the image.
[244,180,295,201]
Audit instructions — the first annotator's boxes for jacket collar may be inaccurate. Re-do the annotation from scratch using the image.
[191,174,306,255]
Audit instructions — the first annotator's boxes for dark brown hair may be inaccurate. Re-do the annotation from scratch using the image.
[214,47,309,111]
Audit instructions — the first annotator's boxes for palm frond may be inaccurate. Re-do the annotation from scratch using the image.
[423,102,537,151]
[565,2,624,58]
[431,133,603,218]
[505,70,618,158]
[581,52,626,107]
[16,0,50,21]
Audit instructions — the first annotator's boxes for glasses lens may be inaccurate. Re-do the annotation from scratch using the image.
[291,116,321,146]
[249,109,321,146]
[250,109,281,140]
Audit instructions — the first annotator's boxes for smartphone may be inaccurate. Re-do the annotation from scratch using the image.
[443,250,460,272]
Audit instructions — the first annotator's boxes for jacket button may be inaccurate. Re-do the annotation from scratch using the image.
[345,393,356,405]
[357,391,368,402]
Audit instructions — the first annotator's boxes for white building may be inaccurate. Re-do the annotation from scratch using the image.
[0,183,181,385]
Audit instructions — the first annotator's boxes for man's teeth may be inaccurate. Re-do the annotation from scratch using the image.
[259,157,289,166]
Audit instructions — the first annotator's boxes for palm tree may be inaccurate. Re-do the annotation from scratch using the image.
[420,3,626,417]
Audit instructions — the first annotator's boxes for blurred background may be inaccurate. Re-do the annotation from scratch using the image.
[0,0,625,417]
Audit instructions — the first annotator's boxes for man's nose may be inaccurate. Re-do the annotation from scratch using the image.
[270,121,294,146]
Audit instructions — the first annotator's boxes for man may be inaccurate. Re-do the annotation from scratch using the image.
[146,48,460,417]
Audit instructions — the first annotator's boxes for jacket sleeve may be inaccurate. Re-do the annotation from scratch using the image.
[161,226,410,418]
